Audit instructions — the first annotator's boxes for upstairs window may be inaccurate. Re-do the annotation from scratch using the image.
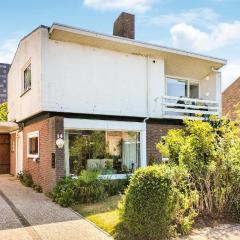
[23,64,31,93]
[166,77,199,99]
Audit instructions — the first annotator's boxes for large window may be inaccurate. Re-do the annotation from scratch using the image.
[27,131,39,158]
[67,130,140,176]
[23,64,31,93]
[167,77,199,99]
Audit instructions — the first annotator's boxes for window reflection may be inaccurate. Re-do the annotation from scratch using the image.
[68,130,140,175]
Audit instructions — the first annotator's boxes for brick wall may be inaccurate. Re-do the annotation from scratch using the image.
[222,77,240,120]
[10,133,16,175]
[113,12,135,39]
[147,123,183,164]
[23,116,64,192]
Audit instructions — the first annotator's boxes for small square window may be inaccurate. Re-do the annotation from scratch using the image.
[27,131,39,158]
[23,64,31,93]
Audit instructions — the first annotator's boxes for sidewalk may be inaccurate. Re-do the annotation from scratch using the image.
[0,175,113,240]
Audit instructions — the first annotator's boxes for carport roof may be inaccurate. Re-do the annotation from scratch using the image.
[0,122,18,133]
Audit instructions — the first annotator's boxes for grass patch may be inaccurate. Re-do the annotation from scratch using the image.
[72,195,121,235]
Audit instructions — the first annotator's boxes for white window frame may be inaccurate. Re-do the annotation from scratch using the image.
[27,131,39,159]
[64,118,147,177]
[165,75,200,99]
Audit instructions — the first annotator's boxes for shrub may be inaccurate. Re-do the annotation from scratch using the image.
[157,117,240,220]
[32,183,43,193]
[51,170,106,207]
[74,170,106,203]
[116,165,197,240]
[103,179,129,196]
[17,171,34,187]
[51,177,76,207]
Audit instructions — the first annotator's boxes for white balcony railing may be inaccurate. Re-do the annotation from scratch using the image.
[162,96,220,120]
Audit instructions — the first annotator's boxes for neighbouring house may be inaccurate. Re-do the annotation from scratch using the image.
[222,77,240,120]
[0,63,10,103]
[5,12,226,192]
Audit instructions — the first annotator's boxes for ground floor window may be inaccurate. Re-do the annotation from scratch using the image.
[66,130,140,175]
[27,131,39,158]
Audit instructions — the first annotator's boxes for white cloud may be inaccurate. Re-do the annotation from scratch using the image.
[170,21,240,52]
[169,22,240,89]
[148,8,218,28]
[0,39,18,63]
[83,0,155,13]
[222,60,240,91]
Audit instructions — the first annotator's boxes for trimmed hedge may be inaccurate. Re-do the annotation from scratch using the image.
[116,165,197,240]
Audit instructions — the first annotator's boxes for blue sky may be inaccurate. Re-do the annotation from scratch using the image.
[1,0,240,90]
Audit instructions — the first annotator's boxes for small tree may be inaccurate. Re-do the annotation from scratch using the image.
[0,102,7,122]
[157,116,240,218]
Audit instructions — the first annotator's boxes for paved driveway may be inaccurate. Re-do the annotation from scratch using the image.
[0,175,113,240]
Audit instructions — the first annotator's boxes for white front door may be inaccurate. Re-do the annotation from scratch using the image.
[16,131,23,174]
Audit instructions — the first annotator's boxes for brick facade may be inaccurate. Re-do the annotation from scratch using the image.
[10,133,16,175]
[222,77,240,120]
[22,116,64,192]
[147,123,183,164]
[0,63,10,103]
[113,12,135,39]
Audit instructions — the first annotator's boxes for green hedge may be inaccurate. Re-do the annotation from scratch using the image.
[116,165,197,240]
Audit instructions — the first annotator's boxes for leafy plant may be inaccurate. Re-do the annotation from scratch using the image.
[116,165,197,240]
[0,102,7,122]
[51,170,106,206]
[32,183,43,193]
[157,116,240,219]
[103,179,129,196]
[17,171,34,187]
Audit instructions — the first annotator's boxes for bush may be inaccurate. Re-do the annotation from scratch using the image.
[157,117,240,220]
[75,170,106,203]
[116,165,197,240]
[51,170,106,207]
[17,171,34,187]
[103,179,129,196]
[51,177,76,207]
[32,183,43,193]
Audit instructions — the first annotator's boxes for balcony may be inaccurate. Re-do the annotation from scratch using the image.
[162,96,220,120]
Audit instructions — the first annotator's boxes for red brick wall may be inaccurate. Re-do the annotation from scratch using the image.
[222,77,240,120]
[10,133,16,175]
[113,12,135,39]
[23,116,64,192]
[147,123,183,164]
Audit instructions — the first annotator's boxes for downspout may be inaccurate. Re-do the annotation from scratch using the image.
[144,56,150,123]
[142,56,150,167]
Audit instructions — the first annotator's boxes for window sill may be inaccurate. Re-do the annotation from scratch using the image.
[20,88,31,97]
[28,155,39,159]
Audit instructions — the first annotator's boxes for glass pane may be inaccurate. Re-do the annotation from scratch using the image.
[29,137,38,155]
[189,82,199,98]
[167,78,188,97]
[68,130,140,175]
[24,64,31,92]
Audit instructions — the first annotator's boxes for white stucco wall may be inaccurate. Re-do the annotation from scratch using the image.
[41,31,166,118]
[200,72,219,101]
[8,27,221,122]
[8,28,43,122]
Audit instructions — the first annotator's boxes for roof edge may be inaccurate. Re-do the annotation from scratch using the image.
[50,22,227,66]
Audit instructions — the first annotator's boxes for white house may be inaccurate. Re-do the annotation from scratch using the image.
[7,12,226,192]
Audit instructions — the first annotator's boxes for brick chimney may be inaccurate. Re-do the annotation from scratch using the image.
[113,12,135,39]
